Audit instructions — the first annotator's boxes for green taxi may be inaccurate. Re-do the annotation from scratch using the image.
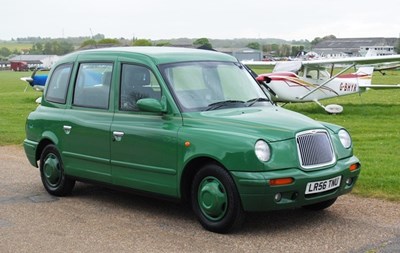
[24,47,360,233]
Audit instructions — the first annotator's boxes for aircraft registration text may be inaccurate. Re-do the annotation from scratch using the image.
[339,83,358,92]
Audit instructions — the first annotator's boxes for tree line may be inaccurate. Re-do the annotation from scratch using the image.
[2,35,359,60]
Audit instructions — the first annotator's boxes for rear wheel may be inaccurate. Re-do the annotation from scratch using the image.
[40,144,75,196]
[191,163,244,233]
[303,197,337,211]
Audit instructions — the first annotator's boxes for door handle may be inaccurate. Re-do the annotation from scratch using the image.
[63,125,72,134]
[113,131,124,142]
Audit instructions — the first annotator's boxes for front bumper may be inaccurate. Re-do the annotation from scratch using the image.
[231,156,360,212]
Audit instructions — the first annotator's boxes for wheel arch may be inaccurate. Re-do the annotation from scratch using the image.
[36,138,55,162]
[180,156,228,204]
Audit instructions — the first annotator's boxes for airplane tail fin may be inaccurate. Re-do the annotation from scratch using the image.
[356,66,374,75]
[355,66,374,87]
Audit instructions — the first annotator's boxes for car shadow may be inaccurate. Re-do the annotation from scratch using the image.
[67,182,340,235]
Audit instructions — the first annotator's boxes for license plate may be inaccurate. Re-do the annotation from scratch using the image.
[305,176,341,194]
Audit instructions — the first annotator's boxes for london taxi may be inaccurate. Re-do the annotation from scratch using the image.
[24,47,361,233]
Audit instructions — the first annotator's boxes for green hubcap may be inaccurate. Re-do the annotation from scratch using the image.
[43,154,61,186]
[198,176,228,221]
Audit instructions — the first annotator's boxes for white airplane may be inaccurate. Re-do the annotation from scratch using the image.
[244,55,400,113]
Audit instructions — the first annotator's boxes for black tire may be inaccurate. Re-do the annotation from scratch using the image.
[191,163,244,233]
[39,144,75,196]
[303,197,337,211]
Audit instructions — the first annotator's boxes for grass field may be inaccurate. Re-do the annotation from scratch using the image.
[0,69,399,201]
[0,42,33,52]
[0,71,39,144]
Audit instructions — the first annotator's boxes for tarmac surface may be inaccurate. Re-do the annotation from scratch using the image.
[1,145,400,253]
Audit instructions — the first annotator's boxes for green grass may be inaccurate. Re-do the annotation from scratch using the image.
[0,69,399,201]
[0,71,40,145]
[285,92,400,201]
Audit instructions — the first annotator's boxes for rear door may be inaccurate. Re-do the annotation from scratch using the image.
[61,61,114,183]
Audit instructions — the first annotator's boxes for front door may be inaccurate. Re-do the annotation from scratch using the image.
[110,63,180,197]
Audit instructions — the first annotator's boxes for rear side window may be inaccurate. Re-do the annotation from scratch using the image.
[45,63,72,104]
[73,63,113,109]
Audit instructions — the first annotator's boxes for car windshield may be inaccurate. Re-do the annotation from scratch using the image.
[160,61,270,112]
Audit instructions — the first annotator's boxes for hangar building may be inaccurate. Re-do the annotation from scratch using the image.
[9,55,59,69]
[312,37,399,57]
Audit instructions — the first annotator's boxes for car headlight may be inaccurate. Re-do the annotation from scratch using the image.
[255,140,271,162]
[338,129,352,148]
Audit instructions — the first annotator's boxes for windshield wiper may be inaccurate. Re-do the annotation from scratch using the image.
[204,100,245,111]
[246,97,270,107]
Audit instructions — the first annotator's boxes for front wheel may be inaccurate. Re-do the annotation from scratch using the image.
[191,163,244,233]
[39,144,75,196]
[303,197,337,211]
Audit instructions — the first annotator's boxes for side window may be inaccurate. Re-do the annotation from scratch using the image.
[120,64,161,111]
[306,69,318,79]
[73,63,113,109]
[45,63,72,104]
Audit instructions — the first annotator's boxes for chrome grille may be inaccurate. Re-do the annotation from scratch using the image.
[296,130,335,169]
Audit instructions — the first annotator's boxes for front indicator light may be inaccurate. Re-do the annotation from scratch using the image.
[269,178,294,186]
[349,163,360,171]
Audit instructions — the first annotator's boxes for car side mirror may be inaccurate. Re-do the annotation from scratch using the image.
[137,98,165,113]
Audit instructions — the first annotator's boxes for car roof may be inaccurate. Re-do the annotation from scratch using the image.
[61,47,237,65]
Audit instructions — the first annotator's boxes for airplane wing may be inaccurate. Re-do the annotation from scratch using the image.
[301,55,400,66]
[241,60,276,67]
[359,84,400,89]
[243,55,400,67]
[373,63,400,74]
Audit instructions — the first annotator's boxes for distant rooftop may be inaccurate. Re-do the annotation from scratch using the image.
[9,55,58,62]
[312,37,399,56]
[313,37,398,49]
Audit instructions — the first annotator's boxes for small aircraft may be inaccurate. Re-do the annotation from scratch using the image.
[244,55,400,113]
[20,68,48,92]
[373,62,400,75]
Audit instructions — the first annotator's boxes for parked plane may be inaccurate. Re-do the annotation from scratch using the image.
[20,68,47,92]
[244,55,400,113]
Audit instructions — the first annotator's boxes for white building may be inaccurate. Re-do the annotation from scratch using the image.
[359,46,395,56]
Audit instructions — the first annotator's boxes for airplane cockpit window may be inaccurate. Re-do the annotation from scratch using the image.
[306,69,318,79]
[319,70,330,80]
[45,63,73,104]
[304,68,330,80]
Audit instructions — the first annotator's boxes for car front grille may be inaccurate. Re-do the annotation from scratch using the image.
[296,130,335,169]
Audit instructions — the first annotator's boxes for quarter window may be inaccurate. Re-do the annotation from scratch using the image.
[73,63,113,109]
[45,63,72,104]
[120,64,161,111]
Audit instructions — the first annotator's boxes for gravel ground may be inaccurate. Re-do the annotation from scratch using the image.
[1,145,399,253]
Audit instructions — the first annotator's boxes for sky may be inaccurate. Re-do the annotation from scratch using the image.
[2,0,399,41]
